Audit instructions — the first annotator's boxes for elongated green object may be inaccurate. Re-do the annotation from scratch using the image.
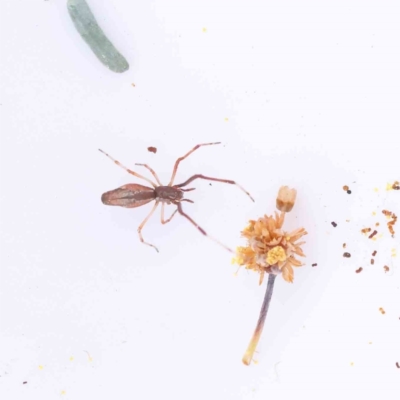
[67,0,129,73]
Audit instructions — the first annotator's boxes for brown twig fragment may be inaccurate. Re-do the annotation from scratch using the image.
[355,267,363,273]
[147,146,157,154]
[368,230,378,239]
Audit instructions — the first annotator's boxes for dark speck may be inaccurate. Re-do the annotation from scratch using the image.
[343,252,351,258]
[331,221,337,227]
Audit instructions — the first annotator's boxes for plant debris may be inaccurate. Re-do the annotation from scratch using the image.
[396,362,400,368]
[361,227,372,234]
[67,0,129,73]
[392,181,400,190]
[355,267,363,273]
[343,252,351,258]
[379,307,386,314]
[368,230,378,239]
[382,209,397,237]
[372,250,377,256]
[147,146,157,154]
[384,266,390,273]
[370,259,375,265]
[312,263,317,267]
[331,221,337,227]
[276,186,297,212]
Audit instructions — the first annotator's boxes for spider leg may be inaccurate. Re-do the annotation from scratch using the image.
[138,201,160,252]
[168,142,221,186]
[99,149,157,188]
[135,163,163,186]
[176,203,234,253]
[175,174,254,202]
[160,203,178,224]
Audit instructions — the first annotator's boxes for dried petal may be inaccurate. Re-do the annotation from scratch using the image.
[282,264,294,282]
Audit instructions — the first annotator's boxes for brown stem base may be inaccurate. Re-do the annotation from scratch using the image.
[242,273,277,365]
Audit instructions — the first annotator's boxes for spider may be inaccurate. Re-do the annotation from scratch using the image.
[99,142,254,253]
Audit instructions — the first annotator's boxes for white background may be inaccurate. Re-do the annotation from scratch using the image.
[1,1,399,399]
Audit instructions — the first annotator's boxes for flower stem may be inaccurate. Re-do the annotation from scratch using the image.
[242,273,276,365]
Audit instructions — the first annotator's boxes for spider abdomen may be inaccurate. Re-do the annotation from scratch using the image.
[101,184,156,208]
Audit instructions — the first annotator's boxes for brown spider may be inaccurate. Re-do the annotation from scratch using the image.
[99,142,254,253]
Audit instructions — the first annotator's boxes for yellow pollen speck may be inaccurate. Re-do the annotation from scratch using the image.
[372,211,376,216]
[374,188,379,192]
[266,246,286,265]
[224,117,229,122]
[386,183,393,191]
[350,362,354,366]
[61,390,66,395]
[38,365,44,370]
[368,341,372,344]
[69,356,74,361]
[202,27,207,33]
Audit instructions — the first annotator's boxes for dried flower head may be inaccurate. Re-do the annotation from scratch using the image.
[232,211,307,284]
[234,186,307,365]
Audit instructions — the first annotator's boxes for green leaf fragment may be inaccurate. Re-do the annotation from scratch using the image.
[67,0,129,73]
